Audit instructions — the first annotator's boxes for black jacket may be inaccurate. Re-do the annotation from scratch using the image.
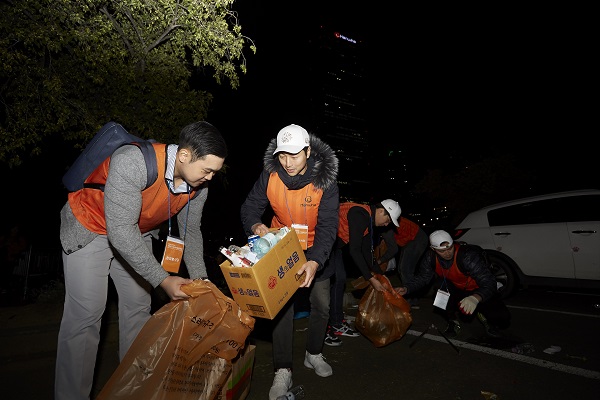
[405,244,498,302]
[240,134,339,281]
[343,205,398,280]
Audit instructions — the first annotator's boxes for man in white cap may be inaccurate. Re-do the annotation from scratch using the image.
[369,215,429,309]
[395,230,510,338]
[240,123,339,400]
[323,199,401,346]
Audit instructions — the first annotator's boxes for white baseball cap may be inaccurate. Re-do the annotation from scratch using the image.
[430,230,454,250]
[273,124,310,155]
[381,199,401,227]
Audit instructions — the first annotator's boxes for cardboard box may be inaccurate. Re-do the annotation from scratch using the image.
[220,229,306,319]
[216,344,256,400]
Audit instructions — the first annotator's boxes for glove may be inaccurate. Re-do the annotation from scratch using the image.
[459,295,479,315]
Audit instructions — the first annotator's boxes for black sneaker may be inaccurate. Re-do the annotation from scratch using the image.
[485,327,502,338]
[407,298,420,310]
[330,321,360,337]
[443,320,461,338]
[324,331,342,346]
[477,312,502,338]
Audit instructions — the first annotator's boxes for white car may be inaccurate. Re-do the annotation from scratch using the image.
[453,189,600,298]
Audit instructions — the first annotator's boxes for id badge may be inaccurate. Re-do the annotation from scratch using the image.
[161,235,184,273]
[433,289,450,310]
[292,223,309,250]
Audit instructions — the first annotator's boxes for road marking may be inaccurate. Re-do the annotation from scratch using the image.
[507,305,600,318]
[406,329,600,380]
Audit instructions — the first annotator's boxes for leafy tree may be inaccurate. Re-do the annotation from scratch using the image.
[0,0,255,167]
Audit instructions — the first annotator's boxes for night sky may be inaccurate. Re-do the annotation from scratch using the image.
[4,3,595,247]
[206,3,595,198]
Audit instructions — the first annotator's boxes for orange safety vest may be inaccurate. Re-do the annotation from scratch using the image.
[394,217,420,246]
[434,243,479,291]
[68,143,197,234]
[337,202,370,244]
[266,172,323,248]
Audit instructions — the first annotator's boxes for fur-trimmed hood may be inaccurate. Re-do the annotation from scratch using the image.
[262,134,338,191]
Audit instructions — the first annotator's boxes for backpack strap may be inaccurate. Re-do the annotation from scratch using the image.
[83,141,158,191]
[135,141,158,190]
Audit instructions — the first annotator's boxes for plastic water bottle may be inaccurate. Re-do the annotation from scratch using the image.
[275,226,290,240]
[254,232,278,258]
[276,385,305,400]
[254,227,291,258]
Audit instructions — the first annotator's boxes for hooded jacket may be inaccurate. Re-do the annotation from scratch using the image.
[240,134,339,281]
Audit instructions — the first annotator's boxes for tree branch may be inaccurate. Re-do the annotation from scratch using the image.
[99,5,133,57]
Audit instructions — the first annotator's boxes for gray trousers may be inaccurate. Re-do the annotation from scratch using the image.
[55,235,152,400]
[272,277,330,370]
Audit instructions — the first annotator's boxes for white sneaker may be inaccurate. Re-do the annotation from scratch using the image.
[269,368,292,400]
[303,351,333,377]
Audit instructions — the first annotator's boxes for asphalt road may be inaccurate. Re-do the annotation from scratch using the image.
[0,277,599,400]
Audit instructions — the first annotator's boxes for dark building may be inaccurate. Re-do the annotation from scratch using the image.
[305,24,372,203]
[372,146,428,226]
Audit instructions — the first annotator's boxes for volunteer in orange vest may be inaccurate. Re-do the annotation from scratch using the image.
[325,199,401,346]
[380,216,428,308]
[56,121,227,400]
[240,124,339,400]
[396,230,511,338]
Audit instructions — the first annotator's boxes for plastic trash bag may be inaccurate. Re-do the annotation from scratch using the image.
[355,274,412,347]
[96,279,255,400]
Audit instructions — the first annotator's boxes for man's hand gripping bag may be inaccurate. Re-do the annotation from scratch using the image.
[96,279,255,400]
[355,274,412,347]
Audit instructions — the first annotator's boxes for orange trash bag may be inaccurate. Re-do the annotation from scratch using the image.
[355,274,412,347]
[96,279,255,400]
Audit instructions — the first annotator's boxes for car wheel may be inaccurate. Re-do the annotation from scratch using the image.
[487,252,518,299]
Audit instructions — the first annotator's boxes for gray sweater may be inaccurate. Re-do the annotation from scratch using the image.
[60,145,208,288]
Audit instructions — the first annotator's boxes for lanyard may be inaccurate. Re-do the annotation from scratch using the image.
[369,214,375,265]
[440,267,449,292]
[283,186,309,225]
[167,188,191,240]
